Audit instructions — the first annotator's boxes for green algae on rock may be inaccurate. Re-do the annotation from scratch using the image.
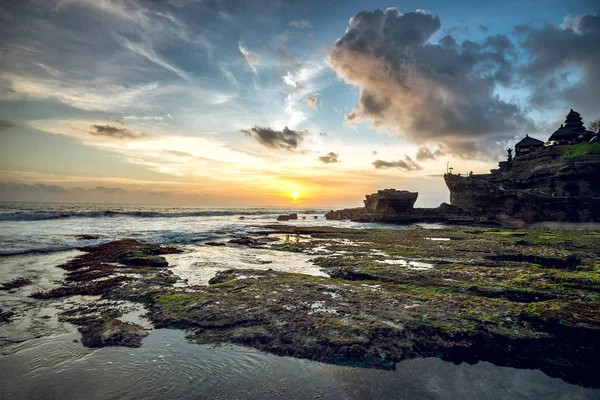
[32,226,600,389]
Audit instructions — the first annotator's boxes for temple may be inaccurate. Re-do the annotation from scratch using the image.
[444,109,600,223]
[514,134,544,156]
[327,109,600,225]
[547,109,596,145]
[512,109,597,154]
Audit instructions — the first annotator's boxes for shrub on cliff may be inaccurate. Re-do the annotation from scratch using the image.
[562,143,600,159]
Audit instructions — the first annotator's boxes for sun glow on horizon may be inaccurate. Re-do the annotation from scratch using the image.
[291,192,299,201]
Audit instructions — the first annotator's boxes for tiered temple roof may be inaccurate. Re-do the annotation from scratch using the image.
[549,109,596,142]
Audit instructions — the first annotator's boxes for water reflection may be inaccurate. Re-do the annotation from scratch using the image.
[1,329,597,400]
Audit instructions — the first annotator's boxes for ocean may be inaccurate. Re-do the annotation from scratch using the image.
[0,201,598,399]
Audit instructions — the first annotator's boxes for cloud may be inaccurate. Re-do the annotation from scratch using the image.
[416,146,445,161]
[289,20,313,29]
[90,124,149,140]
[240,126,308,151]
[517,13,600,117]
[373,155,422,171]
[91,186,126,194]
[318,152,339,164]
[162,150,195,157]
[319,131,327,136]
[0,119,18,130]
[238,42,259,75]
[305,96,318,110]
[275,47,302,68]
[372,150,378,155]
[328,8,533,158]
[119,37,191,81]
[0,182,70,194]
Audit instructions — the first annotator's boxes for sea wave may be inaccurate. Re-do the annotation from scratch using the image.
[0,246,78,257]
[0,209,325,222]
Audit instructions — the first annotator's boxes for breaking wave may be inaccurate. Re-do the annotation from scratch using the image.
[0,209,325,222]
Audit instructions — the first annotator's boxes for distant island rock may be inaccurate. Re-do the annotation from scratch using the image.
[325,189,475,224]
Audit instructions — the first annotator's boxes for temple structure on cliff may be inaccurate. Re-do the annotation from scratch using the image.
[514,135,544,156]
[548,109,596,144]
[327,109,599,225]
[444,109,600,223]
[513,109,597,157]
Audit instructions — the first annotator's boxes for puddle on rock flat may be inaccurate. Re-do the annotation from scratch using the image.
[374,259,435,270]
[165,244,328,285]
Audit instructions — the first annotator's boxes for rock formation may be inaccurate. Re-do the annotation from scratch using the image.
[327,109,600,225]
[363,189,418,213]
[325,189,475,224]
[445,144,600,223]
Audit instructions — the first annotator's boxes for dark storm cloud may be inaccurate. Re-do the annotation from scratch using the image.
[439,35,457,48]
[90,125,149,140]
[0,182,131,195]
[416,146,445,161]
[0,182,70,194]
[91,186,126,194]
[240,126,308,151]
[373,155,421,171]
[0,119,18,130]
[328,8,534,158]
[517,13,600,117]
[318,152,339,164]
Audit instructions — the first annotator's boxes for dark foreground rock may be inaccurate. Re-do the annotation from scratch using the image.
[0,277,32,291]
[70,315,148,348]
[0,309,14,324]
[28,239,180,347]
[141,226,600,388]
[31,239,181,300]
[147,270,600,387]
[31,227,600,389]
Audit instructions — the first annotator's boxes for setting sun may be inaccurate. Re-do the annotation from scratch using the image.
[291,192,299,201]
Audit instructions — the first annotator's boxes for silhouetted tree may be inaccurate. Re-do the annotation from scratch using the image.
[589,118,600,133]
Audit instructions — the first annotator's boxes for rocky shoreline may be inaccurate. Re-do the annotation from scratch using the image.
[325,202,484,225]
[5,225,599,388]
[325,142,600,226]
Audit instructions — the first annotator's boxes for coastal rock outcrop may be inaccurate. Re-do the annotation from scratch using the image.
[326,200,475,224]
[327,144,600,225]
[364,189,418,212]
[445,144,600,223]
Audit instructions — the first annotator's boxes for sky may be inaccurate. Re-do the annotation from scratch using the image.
[0,0,599,207]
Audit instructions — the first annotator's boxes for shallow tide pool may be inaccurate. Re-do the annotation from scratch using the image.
[1,328,598,400]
